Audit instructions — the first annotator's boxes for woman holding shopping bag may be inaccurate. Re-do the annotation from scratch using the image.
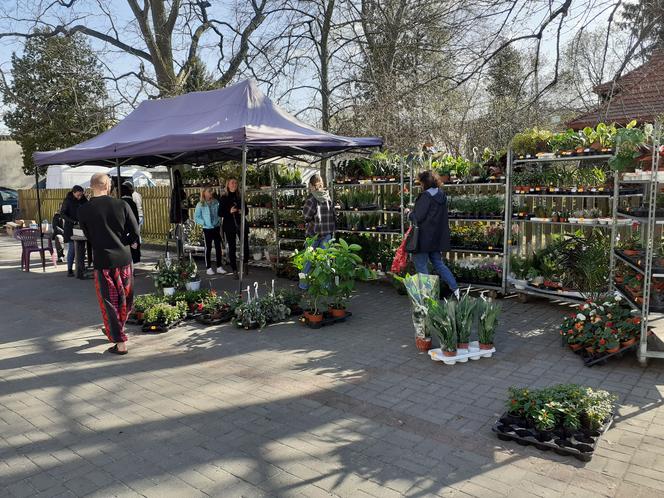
[407,170,459,298]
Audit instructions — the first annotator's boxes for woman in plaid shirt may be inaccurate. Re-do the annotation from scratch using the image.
[300,174,336,288]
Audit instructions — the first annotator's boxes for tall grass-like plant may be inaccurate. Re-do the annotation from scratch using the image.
[477,296,500,347]
[455,290,476,347]
[425,298,457,355]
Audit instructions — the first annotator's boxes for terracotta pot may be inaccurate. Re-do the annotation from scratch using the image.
[304,311,324,323]
[585,346,596,355]
[569,343,583,351]
[457,342,469,349]
[328,307,347,318]
[442,350,457,357]
[136,311,144,320]
[415,337,433,352]
[621,337,637,348]
[606,346,620,354]
[479,343,493,350]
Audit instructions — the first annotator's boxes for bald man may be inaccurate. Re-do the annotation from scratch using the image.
[78,173,140,355]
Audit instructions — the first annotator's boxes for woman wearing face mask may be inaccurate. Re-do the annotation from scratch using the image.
[218,178,249,278]
[194,187,226,276]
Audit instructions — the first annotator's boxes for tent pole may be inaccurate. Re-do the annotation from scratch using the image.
[239,146,248,289]
[35,168,46,272]
[115,159,121,198]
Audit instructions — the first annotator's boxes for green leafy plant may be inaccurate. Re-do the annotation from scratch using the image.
[455,290,476,345]
[153,258,181,289]
[133,294,168,313]
[609,120,651,171]
[425,298,457,353]
[144,301,187,325]
[477,296,500,346]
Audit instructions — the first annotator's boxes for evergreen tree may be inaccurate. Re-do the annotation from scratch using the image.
[1,31,112,175]
[621,0,664,54]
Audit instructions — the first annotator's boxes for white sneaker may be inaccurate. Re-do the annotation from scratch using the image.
[206,268,215,276]
[216,267,227,275]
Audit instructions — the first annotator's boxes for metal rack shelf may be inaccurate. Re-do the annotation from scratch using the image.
[447,247,504,255]
[507,284,586,304]
[513,192,643,198]
[511,219,614,228]
[513,154,614,164]
[614,250,664,278]
[336,229,401,235]
[616,211,664,225]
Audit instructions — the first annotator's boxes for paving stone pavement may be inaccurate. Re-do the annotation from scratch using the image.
[2,233,664,497]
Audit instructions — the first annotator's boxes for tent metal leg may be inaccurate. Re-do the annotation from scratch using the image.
[115,159,122,198]
[239,146,248,289]
[35,169,46,272]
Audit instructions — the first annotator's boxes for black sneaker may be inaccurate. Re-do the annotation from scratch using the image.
[67,270,74,277]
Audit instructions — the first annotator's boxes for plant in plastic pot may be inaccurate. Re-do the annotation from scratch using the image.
[455,290,476,349]
[396,273,440,351]
[154,257,181,295]
[292,237,335,322]
[477,295,500,349]
[425,297,457,356]
[144,301,187,328]
[504,387,531,425]
[179,256,201,291]
[133,294,167,320]
[327,239,370,317]
[533,405,557,441]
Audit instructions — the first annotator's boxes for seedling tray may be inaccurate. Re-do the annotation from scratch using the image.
[141,318,184,334]
[428,341,495,365]
[299,311,352,329]
[566,342,638,367]
[492,412,614,462]
[195,311,234,326]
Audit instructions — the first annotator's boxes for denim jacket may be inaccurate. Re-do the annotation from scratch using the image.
[194,200,220,229]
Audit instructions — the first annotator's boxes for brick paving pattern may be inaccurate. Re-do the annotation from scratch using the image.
[1,234,664,497]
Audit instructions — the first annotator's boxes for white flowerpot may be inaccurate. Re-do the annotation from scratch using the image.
[185,281,201,291]
[163,287,176,296]
[514,279,528,290]
[253,252,262,261]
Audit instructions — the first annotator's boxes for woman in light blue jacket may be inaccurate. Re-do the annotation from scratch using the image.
[194,188,227,275]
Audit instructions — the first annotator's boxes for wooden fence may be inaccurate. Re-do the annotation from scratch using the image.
[18,187,203,242]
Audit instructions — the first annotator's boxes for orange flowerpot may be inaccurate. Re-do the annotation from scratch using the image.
[606,346,620,354]
[328,307,347,318]
[457,342,469,349]
[621,338,637,348]
[415,337,432,352]
[479,343,494,350]
[569,343,583,351]
[442,350,457,357]
[304,311,323,323]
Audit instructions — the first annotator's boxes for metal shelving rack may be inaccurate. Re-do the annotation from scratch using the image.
[609,124,664,364]
[505,152,637,304]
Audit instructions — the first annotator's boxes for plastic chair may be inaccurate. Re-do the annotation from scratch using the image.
[15,228,54,271]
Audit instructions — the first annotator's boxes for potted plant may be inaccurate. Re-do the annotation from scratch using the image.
[327,239,370,317]
[154,257,181,296]
[233,299,268,329]
[477,296,500,349]
[510,255,530,289]
[143,301,187,330]
[291,237,335,323]
[533,405,556,442]
[455,290,476,349]
[133,294,166,321]
[425,298,457,356]
[179,256,201,291]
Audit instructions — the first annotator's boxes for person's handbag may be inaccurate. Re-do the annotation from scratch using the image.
[405,222,419,253]
[391,226,411,273]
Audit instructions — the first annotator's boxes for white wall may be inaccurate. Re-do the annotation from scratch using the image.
[0,137,32,189]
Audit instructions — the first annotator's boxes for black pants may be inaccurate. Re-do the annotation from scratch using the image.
[203,227,222,268]
[223,225,249,271]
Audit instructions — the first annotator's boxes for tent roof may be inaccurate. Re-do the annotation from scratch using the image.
[34,80,383,167]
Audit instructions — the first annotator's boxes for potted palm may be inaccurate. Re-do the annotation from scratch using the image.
[426,298,457,357]
[154,257,180,296]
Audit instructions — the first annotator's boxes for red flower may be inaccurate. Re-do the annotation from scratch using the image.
[599,338,606,345]
[567,329,573,335]
[606,322,614,328]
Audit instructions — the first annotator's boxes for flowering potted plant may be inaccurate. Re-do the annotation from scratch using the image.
[180,256,201,291]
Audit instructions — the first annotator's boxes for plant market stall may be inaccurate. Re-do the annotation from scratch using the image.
[32,79,382,287]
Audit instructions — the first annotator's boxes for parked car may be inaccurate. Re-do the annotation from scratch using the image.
[0,187,18,223]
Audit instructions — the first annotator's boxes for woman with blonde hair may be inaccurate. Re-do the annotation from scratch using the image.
[194,187,226,275]
[218,177,249,278]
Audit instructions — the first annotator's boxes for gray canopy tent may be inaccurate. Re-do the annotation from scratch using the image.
[34,79,383,284]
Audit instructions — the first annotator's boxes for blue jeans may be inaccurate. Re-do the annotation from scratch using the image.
[300,234,333,289]
[67,241,75,271]
[413,252,458,291]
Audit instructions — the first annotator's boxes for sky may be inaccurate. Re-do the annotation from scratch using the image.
[0,0,629,136]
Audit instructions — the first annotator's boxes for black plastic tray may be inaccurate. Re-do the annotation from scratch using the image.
[299,311,352,329]
[576,343,637,367]
[492,412,613,462]
[195,311,234,326]
[141,318,184,333]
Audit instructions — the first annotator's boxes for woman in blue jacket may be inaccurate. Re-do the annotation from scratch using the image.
[194,188,227,275]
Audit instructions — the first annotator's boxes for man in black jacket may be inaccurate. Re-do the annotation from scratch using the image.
[78,173,140,355]
[60,185,87,276]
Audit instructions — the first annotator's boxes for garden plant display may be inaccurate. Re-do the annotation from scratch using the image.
[153,257,181,295]
[560,294,642,363]
[425,297,457,356]
[477,295,500,349]
[142,301,188,332]
[494,384,616,461]
[447,258,503,286]
[454,291,476,349]
[179,256,201,290]
[448,195,504,219]
[450,223,504,251]
[132,294,168,321]
[292,237,369,325]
